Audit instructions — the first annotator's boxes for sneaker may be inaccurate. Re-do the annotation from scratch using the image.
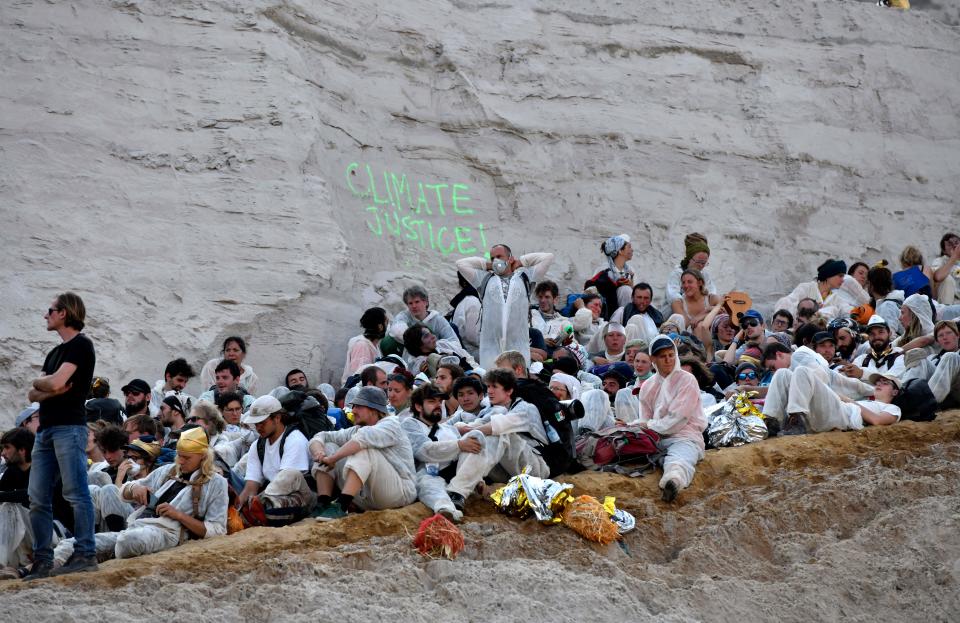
[50,553,98,577]
[447,492,466,513]
[661,480,679,503]
[313,502,348,522]
[22,559,53,581]
[438,508,463,524]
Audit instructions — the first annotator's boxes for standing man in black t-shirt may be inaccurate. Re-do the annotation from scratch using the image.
[22,292,98,580]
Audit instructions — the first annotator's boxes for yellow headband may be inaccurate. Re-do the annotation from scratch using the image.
[176,427,209,454]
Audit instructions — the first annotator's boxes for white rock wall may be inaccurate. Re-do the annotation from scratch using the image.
[2,0,958,423]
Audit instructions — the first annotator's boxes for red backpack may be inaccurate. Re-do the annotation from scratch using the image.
[577,425,661,471]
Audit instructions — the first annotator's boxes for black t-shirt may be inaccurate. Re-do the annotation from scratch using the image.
[38,333,96,429]
[0,465,30,507]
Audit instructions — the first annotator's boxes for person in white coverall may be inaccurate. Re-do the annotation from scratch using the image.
[456,244,554,370]
[400,383,484,523]
[636,335,707,502]
[310,387,418,519]
[53,427,228,564]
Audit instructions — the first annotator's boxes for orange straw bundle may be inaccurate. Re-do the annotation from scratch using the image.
[412,513,465,559]
[562,495,620,545]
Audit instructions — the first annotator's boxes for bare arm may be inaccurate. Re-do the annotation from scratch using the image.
[933,249,960,283]
[33,362,77,393]
[900,335,935,352]
[859,404,898,427]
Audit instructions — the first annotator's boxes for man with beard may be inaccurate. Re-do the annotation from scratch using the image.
[400,384,483,522]
[309,387,417,519]
[829,318,862,364]
[149,359,195,416]
[813,332,841,368]
[841,316,905,380]
[121,379,152,417]
[159,393,193,446]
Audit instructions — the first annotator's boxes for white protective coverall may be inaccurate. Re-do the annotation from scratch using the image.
[456,253,554,370]
[637,337,707,491]
[452,294,482,359]
[445,398,549,499]
[579,388,616,434]
[311,415,418,511]
[341,334,381,384]
[774,275,869,321]
[400,416,483,521]
[0,502,34,568]
[901,293,936,337]
[388,309,461,347]
[762,367,900,432]
[55,464,228,562]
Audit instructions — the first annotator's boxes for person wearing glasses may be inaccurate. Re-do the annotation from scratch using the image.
[769,310,794,334]
[721,309,768,368]
[23,292,98,580]
[120,378,153,417]
[15,404,40,434]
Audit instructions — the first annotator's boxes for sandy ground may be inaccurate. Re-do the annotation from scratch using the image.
[3,411,959,622]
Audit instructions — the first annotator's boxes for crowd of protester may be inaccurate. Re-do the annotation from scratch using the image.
[3,231,960,580]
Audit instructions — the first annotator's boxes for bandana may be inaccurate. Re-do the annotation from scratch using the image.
[177,426,209,454]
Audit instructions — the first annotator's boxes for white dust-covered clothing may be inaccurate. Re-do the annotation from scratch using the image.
[0,502,34,568]
[457,253,554,370]
[243,429,311,485]
[550,373,582,400]
[580,388,616,433]
[665,265,718,304]
[210,433,248,469]
[406,338,478,372]
[932,254,960,305]
[446,404,504,427]
[572,307,601,347]
[928,351,960,404]
[311,415,418,509]
[637,359,706,448]
[89,484,134,530]
[532,309,569,343]
[341,334,381,384]
[452,295,482,358]
[415,471,460,520]
[852,347,906,380]
[622,311,659,345]
[774,276,866,321]
[637,337,707,492]
[388,309,461,347]
[400,416,463,473]
[199,359,258,394]
[466,398,549,447]
[762,367,899,432]
[445,430,549,498]
[785,345,874,400]
[902,293,935,336]
[614,385,641,424]
[875,291,905,335]
[87,462,113,487]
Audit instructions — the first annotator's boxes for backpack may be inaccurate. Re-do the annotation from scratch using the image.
[256,426,296,469]
[892,378,938,422]
[577,425,661,471]
[478,271,532,303]
[281,391,335,439]
[514,378,581,477]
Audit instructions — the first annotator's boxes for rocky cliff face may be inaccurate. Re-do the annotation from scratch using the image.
[2,0,958,422]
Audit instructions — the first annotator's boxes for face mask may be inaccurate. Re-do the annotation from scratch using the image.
[492,258,508,275]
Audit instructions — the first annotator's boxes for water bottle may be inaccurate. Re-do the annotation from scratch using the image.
[544,422,561,444]
[426,463,440,477]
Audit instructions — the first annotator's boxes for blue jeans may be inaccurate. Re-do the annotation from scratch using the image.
[28,425,96,562]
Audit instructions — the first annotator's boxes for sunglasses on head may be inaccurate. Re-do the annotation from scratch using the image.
[741,319,760,328]
[737,371,758,380]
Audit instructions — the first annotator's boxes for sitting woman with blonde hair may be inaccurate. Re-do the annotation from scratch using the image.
[53,427,228,567]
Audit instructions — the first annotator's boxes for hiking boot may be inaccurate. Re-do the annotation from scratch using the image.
[447,492,466,513]
[22,559,53,581]
[313,502,348,522]
[50,552,98,577]
[661,480,679,503]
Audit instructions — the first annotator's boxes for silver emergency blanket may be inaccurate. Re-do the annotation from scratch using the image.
[490,470,574,524]
[706,392,768,448]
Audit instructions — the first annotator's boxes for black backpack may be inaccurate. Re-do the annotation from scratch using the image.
[515,378,582,477]
[892,378,938,422]
[280,391,334,439]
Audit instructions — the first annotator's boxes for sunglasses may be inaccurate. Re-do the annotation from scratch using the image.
[737,371,758,380]
[186,416,200,423]
[47,307,61,315]
[741,319,760,328]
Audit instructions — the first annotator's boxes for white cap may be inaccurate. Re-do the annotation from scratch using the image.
[866,314,888,329]
[241,395,283,425]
